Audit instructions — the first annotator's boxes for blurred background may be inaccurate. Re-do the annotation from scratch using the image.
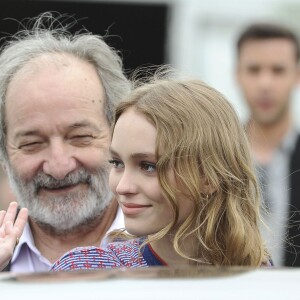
[1,0,300,209]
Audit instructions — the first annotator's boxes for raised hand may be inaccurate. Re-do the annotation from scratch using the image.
[0,202,28,271]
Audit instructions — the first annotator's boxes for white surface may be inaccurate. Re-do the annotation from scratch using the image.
[0,268,299,300]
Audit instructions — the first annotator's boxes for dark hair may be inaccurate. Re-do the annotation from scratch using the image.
[237,23,300,61]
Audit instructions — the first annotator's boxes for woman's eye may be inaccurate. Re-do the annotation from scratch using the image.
[108,159,124,169]
[140,162,156,172]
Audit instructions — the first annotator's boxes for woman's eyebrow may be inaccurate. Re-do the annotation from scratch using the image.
[109,147,156,159]
[109,147,119,156]
[130,153,156,160]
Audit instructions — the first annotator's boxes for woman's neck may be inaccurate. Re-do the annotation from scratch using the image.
[149,234,197,266]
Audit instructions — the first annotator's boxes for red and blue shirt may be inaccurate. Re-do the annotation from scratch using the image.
[52,238,167,271]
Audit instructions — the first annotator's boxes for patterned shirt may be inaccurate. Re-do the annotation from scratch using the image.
[51,238,167,271]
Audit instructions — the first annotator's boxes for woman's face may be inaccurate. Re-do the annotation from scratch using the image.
[109,108,194,236]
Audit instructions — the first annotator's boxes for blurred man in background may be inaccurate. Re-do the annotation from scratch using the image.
[236,23,300,266]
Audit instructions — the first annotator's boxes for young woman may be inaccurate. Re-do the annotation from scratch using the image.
[52,75,270,270]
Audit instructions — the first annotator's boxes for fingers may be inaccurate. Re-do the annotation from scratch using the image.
[0,210,5,227]
[4,220,20,247]
[13,208,28,237]
[0,203,28,239]
[4,220,15,236]
[0,221,16,271]
[1,209,27,246]
[0,204,28,271]
[2,202,18,225]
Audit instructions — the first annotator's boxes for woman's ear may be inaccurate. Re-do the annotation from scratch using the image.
[201,176,216,196]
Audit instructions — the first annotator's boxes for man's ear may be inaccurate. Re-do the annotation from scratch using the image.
[0,160,7,172]
[1,161,8,175]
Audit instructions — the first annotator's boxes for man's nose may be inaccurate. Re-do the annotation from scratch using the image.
[115,170,138,195]
[258,71,273,89]
[42,140,77,180]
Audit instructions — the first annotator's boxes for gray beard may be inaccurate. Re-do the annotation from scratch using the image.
[6,166,113,235]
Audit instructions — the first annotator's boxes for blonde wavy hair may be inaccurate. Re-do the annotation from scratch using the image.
[112,73,269,266]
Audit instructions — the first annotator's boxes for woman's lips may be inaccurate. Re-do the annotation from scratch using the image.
[121,203,152,215]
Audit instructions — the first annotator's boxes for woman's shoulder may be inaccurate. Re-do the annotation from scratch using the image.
[107,237,143,250]
[51,238,147,271]
[51,245,123,271]
[106,237,148,268]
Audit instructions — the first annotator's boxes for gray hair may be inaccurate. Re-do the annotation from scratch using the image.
[0,12,131,163]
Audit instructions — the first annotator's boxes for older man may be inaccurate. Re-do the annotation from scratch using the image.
[0,13,130,272]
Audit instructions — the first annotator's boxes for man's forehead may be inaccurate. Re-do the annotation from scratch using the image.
[5,53,107,130]
[6,52,105,102]
[13,52,90,78]
[239,38,298,60]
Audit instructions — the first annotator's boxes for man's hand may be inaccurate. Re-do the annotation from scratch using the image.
[0,202,28,271]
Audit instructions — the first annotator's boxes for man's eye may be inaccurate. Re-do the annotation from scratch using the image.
[247,66,260,74]
[19,142,43,152]
[72,135,94,140]
[108,159,124,169]
[140,162,156,172]
[71,135,94,144]
[273,66,285,75]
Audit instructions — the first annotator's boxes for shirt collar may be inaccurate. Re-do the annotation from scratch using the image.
[11,207,124,261]
[100,207,124,247]
[277,126,298,155]
[11,222,42,263]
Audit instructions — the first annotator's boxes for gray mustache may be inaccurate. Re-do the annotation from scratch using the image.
[33,169,91,190]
